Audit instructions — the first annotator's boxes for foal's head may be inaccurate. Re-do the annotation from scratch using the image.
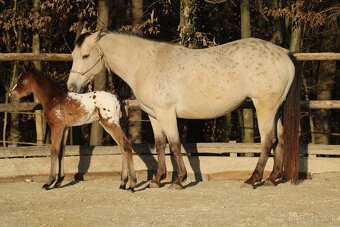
[10,65,36,100]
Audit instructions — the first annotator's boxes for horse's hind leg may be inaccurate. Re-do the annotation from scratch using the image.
[148,115,167,188]
[99,121,136,191]
[43,126,64,190]
[54,128,69,188]
[264,119,284,186]
[243,106,276,189]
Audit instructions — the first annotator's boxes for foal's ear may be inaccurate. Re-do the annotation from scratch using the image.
[23,62,30,72]
[23,62,35,73]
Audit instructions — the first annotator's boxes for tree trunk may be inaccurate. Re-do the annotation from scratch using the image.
[179,0,201,143]
[270,0,283,45]
[90,0,109,145]
[179,0,199,49]
[314,17,337,144]
[32,0,44,146]
[240,0,251,39]
[315,61,336,144]
[131,0,143,34]
[127,0,143,143]
[240,0,254,145]
[7,0,21,147]
[289,13,301,52]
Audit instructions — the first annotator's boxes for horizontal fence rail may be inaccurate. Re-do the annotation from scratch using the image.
[0,143,338,158]
[0,52,340,62]
[0,143,339,181]
[0,53,73,62]
[1,100,340,113]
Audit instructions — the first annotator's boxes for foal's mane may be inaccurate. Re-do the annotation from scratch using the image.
[26,66,67,95]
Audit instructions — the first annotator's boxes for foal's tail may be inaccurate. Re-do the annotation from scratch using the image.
[283,53,301,184]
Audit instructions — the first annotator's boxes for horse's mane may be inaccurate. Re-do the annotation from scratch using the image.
[75,30,177,48]
[75,32,91,47]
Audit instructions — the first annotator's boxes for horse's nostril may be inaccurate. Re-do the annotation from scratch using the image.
[68,83,76,92]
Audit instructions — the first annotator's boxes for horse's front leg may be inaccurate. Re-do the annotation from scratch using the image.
[152,110,187,190]
[54,128,69,188]
[148,116,167,188]
[43,126,64,190]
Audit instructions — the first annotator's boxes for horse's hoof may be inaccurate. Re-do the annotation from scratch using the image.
[119,184,126,190]
[53,182,63,189]
[168,182,183,190]
[42,184,51,190]
[148,180,160,188]
[264,179,276,187]
[241,182,255,189]
[53,184,61,189]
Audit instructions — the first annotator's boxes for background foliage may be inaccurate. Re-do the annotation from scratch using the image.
[0,0,339,145]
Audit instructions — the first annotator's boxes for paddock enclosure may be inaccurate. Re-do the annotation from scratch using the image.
[0,52,340,181]
[0,52,340,225]
[0,172,339,226]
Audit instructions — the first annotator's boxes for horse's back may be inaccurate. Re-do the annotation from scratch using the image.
[130,37,295,119]
[163,38,295,118]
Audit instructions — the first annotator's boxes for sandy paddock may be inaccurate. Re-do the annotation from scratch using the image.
[0,172,339,226]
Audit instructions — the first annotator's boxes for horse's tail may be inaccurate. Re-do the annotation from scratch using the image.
[283,52,301,184]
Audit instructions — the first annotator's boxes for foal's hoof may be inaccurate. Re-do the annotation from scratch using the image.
[264,179,276,187]
[148,180,161,188]
[168,182,184,190]
[42,184,51,190]
[241,182,255,189]
[127,187,135,193]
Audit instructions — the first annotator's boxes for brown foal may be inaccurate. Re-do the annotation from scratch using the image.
[10,65,136,191]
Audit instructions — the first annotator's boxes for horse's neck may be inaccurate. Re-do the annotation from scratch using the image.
[100,34,156,87]
[32,74,64,106]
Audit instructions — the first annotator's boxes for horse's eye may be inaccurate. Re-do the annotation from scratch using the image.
[82,54,89,60]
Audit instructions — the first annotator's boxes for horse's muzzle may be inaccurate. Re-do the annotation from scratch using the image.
[68,83,78,93]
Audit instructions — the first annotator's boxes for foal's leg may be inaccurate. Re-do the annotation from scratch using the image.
[264,119,284,186]
[148,115,167,188]
[43,126,64,190]
[99,121,137,191]
[54,128,69,188]
[154,108,187,189]
[243,107,276,189]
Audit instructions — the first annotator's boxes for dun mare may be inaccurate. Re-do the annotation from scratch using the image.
[67,31,301,189]
[10,65,136,191]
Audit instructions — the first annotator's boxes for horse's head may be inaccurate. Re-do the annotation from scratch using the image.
[67,30,106,93]
[10,65,35,100]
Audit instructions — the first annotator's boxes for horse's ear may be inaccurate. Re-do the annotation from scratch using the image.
[94,27,106,42]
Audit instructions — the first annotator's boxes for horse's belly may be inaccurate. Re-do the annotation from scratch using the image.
[175,97,244,119]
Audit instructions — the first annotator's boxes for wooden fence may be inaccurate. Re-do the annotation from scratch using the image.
[1,52,340,61]
[0,143,339,181]
[0,52,339,181]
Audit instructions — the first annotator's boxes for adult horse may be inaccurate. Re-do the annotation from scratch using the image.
[67,30,301,189]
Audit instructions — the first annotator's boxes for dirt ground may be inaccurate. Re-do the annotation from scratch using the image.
[0,172,339,227]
